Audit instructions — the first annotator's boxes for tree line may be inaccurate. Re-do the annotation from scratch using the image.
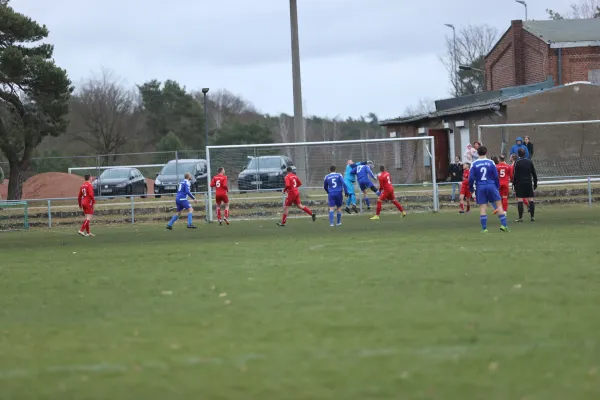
[0,1,383,200]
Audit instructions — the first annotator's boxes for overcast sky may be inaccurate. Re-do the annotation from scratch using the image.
[14,0,569,120]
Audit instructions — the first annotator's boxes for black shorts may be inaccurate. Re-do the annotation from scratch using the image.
[515,183,534,199]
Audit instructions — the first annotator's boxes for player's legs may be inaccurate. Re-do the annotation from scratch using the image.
[459,193,465,212]
[528,196,535,221]
[186,205,197,228]
[280,205,290,226]
[215,199,222,221]
[500,185,510,212]
[296,200,315,221]
[223,201,230,224]
[328,205,336,226]
[486,186,509,231]
[85,213,94,235]
[479,203,489,231]
[336,205,343,226]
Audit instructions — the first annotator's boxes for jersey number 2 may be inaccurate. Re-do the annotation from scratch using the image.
[480,167,487,180]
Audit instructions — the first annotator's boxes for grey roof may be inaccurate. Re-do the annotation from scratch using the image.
[523,19,600,44]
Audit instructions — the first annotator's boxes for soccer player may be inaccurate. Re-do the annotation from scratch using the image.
[512,147,538,222]
[166,173,198,230]
[343,160,365,214]
[468,146,509,233]
[324,165,347,227]
[370,166,406,220]
[352,161,380,210]
[77,174,95,237]
[278,167,316,226]
[210,167,230,225]
[459,162,471,213]
[494,154,512,214]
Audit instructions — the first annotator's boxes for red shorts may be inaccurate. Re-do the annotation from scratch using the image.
[379,190,395,202]
[460,182,471,197]
[215,194,229,205]
[499,184,509,197]
[285,191,301,207]
[82,204,94,215]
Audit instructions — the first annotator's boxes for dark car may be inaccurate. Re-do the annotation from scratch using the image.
[93,168,147,197]
[237,155,295,191]
[154,159,208,198]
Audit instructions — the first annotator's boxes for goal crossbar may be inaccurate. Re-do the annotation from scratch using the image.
[205,136,438,222]
[478,119,600,141]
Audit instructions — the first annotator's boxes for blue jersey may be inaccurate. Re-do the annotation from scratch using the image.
[324,172,346,194]
[469,158,499,193]
[176,179,196,201]
[352,164,376,184]
[344,162,362,183]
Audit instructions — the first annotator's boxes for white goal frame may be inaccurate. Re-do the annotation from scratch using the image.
[478,119,600,144]
[205,136,438,222]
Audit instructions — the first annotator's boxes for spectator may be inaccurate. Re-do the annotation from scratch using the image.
[448,156,463,202]
[463,143,479,163]
[472,142,481,161]
[510,137,529,159]
[524,136,534,159]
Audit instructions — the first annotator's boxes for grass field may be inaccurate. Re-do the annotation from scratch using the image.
[1,206,600,399]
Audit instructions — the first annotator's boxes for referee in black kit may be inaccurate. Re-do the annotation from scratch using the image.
[513,147,538,222]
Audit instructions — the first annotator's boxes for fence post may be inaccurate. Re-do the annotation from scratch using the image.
[588,177,592,207]
[205,195,210,222]
[131,195,135,224]
[358,190,363,213]
[47,200,52,228]
[24,201,29,230]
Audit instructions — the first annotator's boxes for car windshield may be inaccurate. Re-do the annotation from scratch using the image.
[161,162,196,175]
[100,169,130,179]
[246,158,281,169]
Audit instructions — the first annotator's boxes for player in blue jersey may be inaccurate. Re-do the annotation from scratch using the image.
[351,161,380,210]
[468,146,509,233]
[166,173,198,230]
[343,160,365,214]
[324,165,348,227]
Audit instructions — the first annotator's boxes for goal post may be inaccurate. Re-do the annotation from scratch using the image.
[205,136,438,223]
[478,120,600,179]
[0,201,29,231]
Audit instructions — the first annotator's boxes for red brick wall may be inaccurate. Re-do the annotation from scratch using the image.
[485,20,600,89]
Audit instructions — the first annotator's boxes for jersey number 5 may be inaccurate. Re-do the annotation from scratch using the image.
[331,178,337,188]
[499,169,506,178]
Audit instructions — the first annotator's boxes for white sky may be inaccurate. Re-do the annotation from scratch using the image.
[13,0,570,120]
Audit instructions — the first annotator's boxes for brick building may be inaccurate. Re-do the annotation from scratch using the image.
[486,19,600,90]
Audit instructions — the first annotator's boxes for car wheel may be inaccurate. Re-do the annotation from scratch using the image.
[126,185,133,198]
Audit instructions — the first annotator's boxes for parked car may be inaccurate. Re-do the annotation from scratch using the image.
[93,168,147,197]
[154,159,208,198]
[237,155,296,191]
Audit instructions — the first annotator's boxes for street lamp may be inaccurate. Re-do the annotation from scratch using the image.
[202,88,209,150]
[458,65,485,73]
[445,23,460,94]
[516,0,528,20]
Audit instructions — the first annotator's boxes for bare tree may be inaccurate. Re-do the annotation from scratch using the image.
[402,98,436,117]
[548,0,600,19]
[198,89,257,130]
[73,69,141,156]
[440,24,498,97]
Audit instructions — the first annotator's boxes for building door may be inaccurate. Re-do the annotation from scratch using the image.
[429,129,449,180]
[460,127,470,161]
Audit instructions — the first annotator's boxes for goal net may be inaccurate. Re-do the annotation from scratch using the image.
[478,120,600,180]
[0,201,29,231]
[206,137,438,222]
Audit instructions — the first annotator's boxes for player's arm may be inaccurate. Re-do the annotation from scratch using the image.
[296,177,302,188]
[323,177,329,193]
[210,176,216,188]
[468,167,475,193]
[89,184,95,206]
[223,176,229,192]
[78,188,83,208]
[368,167,376,181]
[531,162,538,190]
[186,182,196,200]
[493,166,500,189]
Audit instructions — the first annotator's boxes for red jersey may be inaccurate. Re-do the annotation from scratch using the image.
[462,169,470,184]
[284,173,302,194]
[78,181,95,207]
[378,171,394,193]
[496,163,512,186]
[210,173,228,195]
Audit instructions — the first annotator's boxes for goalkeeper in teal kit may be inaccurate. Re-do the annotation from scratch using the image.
[343,160,364,214]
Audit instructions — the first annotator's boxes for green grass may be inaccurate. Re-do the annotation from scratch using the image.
[1,206,600,399]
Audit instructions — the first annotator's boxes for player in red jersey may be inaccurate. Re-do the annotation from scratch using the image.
[494,154,512,214]
[77,174,95,237]
[459,162,471,213]
[210,167,230,225]
[370,165,406,220]
[278,167,315,226]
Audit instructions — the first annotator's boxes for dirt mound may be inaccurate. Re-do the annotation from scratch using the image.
[23,173,85,199]
[145,178,154,195]
[0,180,7,200]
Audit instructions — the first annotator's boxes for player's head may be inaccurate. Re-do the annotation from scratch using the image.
[477,145,488,156]
[473,141,481,149]
[184,172,192,181]
[217,167,225,174]
[329,165,336,172]
[499,154,506,162]
[84,174,91,182]
[492,155,499,164]
[367,160,374,168]
[524,136,530,143]
[464,162,471,169]
[510,154,517,163]
[286,166,293,173]
[346,160,353,165]
[379,165,385,172]
[518,147,526,158]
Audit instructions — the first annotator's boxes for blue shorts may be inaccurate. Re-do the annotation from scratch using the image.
[476,185,501,205]
[328,193,343,208]
[359,181,373,191]
[176,198,191,212]
[344,180,355,195]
